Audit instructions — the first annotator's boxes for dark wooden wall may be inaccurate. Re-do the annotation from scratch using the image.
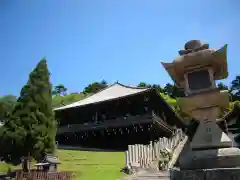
[55,92,152,126]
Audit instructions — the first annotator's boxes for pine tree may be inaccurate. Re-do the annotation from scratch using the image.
[0,58,56,164]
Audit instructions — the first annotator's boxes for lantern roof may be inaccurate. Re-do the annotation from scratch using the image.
[161,41,228,87]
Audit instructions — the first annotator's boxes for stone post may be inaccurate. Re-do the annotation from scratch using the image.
[149,141,153,161]
[136,144,139,164]
[128,145,132,166]
[125,151,130,168]
[132,145,136,164]
[143,145,147,168]
[153,141,157,158]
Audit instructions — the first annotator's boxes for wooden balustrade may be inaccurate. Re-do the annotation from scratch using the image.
[16,170,72,180]
[58,114,154,133]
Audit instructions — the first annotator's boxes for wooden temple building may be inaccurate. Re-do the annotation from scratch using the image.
[54,82,187,150]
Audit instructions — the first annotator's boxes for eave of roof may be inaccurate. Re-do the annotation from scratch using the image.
[54,82,151,111]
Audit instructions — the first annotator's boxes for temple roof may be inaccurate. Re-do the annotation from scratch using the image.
[54,82,150,111]
[44,154,60,164]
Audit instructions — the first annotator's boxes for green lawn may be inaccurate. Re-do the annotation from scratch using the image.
[58,150,125,180]
[0,163,14,173]
[0,149,125,180]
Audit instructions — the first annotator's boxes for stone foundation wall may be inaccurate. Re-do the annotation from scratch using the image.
[170,168,240,180]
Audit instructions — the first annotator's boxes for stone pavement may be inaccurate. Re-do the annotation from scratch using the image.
[122,170,169,180]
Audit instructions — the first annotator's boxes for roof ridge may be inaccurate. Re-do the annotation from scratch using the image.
[116,82,151,90]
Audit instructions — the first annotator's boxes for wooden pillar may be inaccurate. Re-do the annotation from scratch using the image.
[21,154,32,173]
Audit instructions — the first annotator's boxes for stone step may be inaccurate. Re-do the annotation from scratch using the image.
[124,171,169,180]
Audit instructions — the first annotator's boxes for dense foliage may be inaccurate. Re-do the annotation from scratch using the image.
[1,76,240,115]
[0,58,56,164]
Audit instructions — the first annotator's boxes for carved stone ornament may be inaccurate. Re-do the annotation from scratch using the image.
[178,40,209,56]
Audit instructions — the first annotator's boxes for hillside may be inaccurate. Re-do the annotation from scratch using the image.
[52,93,93,108]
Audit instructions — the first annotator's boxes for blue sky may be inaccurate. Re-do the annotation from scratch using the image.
[0,0,239,96]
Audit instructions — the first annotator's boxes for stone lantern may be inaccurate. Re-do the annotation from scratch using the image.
[162,40,229,120]
[162,40,240,178]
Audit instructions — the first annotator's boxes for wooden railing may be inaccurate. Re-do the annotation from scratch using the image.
[58,114,154,134]
[16,170,72,180]
[124,129,185,170]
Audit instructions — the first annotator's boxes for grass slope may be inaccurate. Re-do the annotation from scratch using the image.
[0,150,125,180]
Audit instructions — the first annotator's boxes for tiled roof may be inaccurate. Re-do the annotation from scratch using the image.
[54,82,150,111]
[45,154,60,164]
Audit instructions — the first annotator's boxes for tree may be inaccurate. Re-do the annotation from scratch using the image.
[0,95,17,122]
[0,58,56,164]
[83,80,108,94]
[0,95,17,107]
[137,82,151,88]
[217,82,228,91]
[52,84,67,96]
[230,75,240,101]
[138,82,147,87]
[152,84,164,93]
[0,102,9,122]
[163,83,185,98]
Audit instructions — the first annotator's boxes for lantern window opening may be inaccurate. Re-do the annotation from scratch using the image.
[184,67,216,95]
